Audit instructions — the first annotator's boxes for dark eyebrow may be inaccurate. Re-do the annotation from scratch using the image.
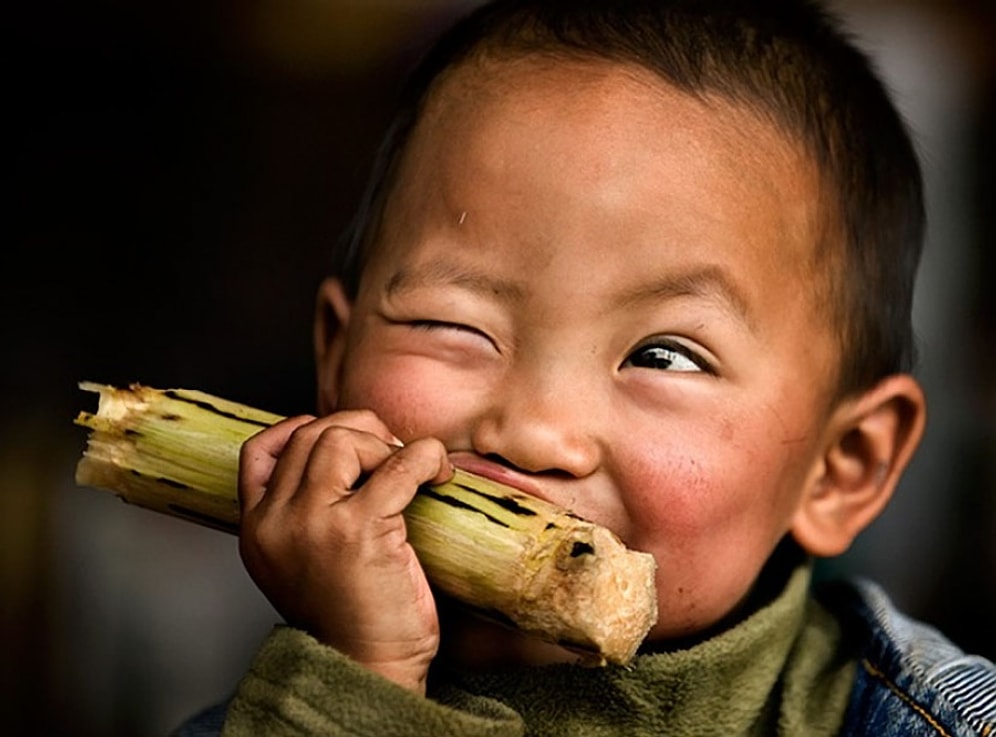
[385,260,526,304]
[616,265,755,332]
[387,260,753,330]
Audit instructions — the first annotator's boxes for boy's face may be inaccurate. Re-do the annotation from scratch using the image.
[323,58,840,642]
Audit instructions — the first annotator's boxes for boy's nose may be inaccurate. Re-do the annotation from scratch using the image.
[470,372,602,478]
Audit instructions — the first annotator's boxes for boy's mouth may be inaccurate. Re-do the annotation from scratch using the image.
[448,452,551,503]
[449,454,629,548]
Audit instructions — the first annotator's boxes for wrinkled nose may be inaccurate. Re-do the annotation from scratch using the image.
[470,369,602,478]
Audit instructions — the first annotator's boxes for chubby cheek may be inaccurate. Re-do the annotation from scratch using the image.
[335,351,473,444]
[613,422,804,640]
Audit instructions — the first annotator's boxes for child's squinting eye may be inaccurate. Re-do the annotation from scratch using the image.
[411,319,477,334]
[623,340,711,373]
[409,319,495,345]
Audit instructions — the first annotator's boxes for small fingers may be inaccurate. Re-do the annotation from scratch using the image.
[239,410,401,512]
[289,423,399,506]
[242,409,411,513]
[238,414,315,514]
[346,437,453,518]
[238,409,453,548]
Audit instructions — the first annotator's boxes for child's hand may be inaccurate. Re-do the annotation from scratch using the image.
[237,411,453,694]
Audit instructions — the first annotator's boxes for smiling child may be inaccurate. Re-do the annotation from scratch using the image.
[175,2,996,735]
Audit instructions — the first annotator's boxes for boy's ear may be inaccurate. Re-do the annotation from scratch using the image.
[791,374,926,557]
[313,277,353,415]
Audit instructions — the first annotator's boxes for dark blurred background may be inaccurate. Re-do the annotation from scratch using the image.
[3,1,994,735]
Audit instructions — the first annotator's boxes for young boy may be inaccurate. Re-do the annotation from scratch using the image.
[176,1,996,734]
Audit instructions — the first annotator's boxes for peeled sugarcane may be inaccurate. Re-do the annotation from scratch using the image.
[73,381,658,665]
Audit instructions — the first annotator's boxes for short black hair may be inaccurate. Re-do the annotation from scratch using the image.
[332,0,925,398]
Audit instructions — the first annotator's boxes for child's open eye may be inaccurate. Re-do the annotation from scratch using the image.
[622,340,712,373]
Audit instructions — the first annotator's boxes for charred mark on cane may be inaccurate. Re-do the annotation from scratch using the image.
[419,487,511,528]
[167,505,239,534]
[570,541,595,558]
[453,482,539,517]
[163,390,272,428]
[124,429,142,437]
[125,467,191,490]
[545,522,558,531]
[161,413,182,421]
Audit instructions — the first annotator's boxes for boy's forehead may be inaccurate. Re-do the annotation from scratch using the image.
[370,53,828,300]
[394,55,824,255]
[413,55,816,195]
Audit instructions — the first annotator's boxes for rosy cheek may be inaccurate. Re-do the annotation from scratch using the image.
[626,473,711,561]
[340,358,464,442]
[613,425,780,558]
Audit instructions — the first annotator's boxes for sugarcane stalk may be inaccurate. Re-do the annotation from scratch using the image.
[73,381,658,665]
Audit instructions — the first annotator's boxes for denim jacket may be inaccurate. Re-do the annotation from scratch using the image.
[820,579,996,737]
[174,578,996,736]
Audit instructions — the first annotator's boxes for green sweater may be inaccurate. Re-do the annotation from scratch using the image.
[222,558,855,736]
